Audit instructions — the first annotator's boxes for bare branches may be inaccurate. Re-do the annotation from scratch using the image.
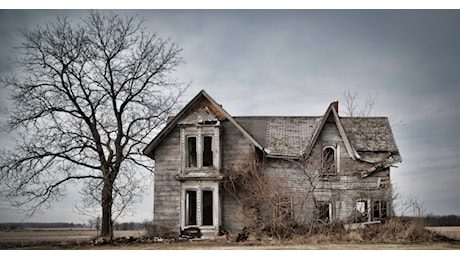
[0,10,186,238]
[342,88,377,117]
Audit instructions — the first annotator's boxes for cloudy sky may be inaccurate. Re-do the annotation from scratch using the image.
[1,8,460,223]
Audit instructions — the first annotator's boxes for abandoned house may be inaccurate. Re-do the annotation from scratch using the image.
[143,90,401,238]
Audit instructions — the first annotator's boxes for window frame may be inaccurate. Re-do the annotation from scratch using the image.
[316,202,332,223]
[322,146,337,176]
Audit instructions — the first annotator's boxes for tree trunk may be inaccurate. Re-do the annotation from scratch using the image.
[101,178,113,240]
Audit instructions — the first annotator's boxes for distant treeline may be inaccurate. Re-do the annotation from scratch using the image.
[1,215,459,230]
[422,214,460,226]
[0,222,86,230]
[0,221,151,230]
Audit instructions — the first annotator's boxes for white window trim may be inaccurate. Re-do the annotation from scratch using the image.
[180,181,220,230]
[181,126,220,172]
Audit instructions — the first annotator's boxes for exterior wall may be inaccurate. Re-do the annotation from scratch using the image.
[152,119,256,234]
[220,120,256,232]
[263,122,393,224]
[152,119,393,235]
[152,127,181,231]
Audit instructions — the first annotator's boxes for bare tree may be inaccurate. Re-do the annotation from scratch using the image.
[0,11,187,240]
[342,88,377,117]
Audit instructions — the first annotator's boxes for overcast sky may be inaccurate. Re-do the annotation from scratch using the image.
[1,9,460,223]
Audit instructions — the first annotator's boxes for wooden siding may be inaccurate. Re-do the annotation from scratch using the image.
[262,122,393,223]
[152,127,181,231]
[220,120,256,231]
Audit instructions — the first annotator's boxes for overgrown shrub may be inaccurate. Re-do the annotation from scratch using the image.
[235,217,438,243]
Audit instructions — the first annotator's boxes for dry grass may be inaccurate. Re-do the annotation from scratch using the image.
[425,226,460,241]
[2,222,460,250]
[0,228,145,248]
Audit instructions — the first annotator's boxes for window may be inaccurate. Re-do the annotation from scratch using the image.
[316,203,331,223]
[373,200,388,220]
[187,137,197,167]
[202,190,213,225]
[355,199,369,222]
[183,188,216,227]
[203,136,213,167]
[322,147,336,175]
[185,191,197,225]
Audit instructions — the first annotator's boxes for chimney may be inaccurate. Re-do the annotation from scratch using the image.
[332,101,339,114]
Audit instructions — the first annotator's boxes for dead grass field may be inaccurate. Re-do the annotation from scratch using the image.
[425,226,460,241]
[1,226,459,250]
[0,228,145,248]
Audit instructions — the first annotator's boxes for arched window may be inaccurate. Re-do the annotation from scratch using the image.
[322,147,336,175]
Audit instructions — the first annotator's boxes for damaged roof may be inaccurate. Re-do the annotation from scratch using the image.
[235,116,399,157]
[144,90,400,163]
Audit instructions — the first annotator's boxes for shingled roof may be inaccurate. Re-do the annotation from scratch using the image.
[235,116,399,157]
[144,90,400,165]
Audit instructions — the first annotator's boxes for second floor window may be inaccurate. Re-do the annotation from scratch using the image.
[185,134,216,169]
[322,147,336,175]
[187,137,197,168]
[203,136,213,167]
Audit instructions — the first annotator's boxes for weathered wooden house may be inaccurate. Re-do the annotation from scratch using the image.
[143,90,401,238]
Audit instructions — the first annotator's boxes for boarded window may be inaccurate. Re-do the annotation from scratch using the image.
[202,190,213,225]
[203,136,213,167]
[185,190,197,225]
[187,137,197,167]
[373,200,388,220]
[322,147,336,175]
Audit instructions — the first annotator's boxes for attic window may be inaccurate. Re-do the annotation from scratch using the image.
[322,147,336,175]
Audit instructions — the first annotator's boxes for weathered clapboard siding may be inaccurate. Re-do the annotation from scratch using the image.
[260,121,393,223]
[220,120,256,231]
[221,121,255,168]
[152,127,181,230]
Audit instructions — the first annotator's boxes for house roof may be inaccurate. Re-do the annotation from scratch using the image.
[144,90,400,163]
[234,116,322,157]
[143,90,263,159]
[235,116,399,158]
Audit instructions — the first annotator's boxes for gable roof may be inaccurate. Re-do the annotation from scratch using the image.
[144,90,400,164]
[143,90,263,158]
[304,101,358,160]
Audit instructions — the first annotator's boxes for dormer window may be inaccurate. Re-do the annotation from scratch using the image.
[322,146,337,175]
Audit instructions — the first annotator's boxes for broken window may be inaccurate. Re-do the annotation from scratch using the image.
[316,203,331,223]
[187,136,197,167]
[202,190,213,225]
[355,200,369,222]
[373,200,388,220]
[203,136,213,167]
[322,147,336,175]
[185,190,197,225]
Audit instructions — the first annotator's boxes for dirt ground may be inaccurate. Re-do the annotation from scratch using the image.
[1,227,460,250]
